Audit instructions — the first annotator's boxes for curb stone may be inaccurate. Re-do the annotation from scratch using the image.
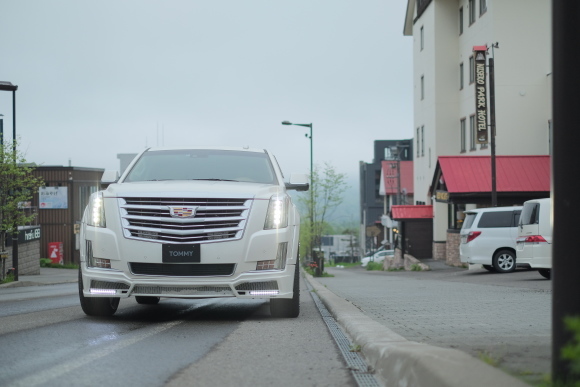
[304,271,528,387]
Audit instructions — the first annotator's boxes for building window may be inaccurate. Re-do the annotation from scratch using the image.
[469,115,476,150]
[469,56,475,84]
[460,62,464,90]
[468,0,476,25]
[460,118,466,152]
[420,26,424,51]
[459,7,464,35]
[421,75,425,100]
[480,0,487,16]
[421,126,425,156]
[416,127,421,157]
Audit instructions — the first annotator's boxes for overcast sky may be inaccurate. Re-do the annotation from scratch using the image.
[1,1,412,197]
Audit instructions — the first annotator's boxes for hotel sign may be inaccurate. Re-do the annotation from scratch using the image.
[473,46,488,144]
[435,190,450,203]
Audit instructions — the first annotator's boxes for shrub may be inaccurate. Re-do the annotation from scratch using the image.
[366,261,384,271]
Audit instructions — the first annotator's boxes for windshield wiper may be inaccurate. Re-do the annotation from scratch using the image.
[190,178,239,182]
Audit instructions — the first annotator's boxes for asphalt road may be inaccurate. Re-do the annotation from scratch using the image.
[0,277,357,387]
[317,264,552,385]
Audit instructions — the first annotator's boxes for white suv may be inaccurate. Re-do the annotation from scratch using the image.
[460,206,522,273]
[516,198,552,279]
[79,147,308,317]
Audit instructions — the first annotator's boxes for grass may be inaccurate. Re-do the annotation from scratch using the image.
[0,273,15,285]
[303,265,334,277]
[478,350,502,368]
[410,264,423,271]
[40,258,78,269]
[366,261,384,271]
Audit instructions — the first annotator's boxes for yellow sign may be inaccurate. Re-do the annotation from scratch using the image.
[435,190,450,203]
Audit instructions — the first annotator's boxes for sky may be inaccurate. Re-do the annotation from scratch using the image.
[0,0,413,222]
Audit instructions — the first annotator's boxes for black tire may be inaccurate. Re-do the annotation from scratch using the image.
[538,269,551,280]
[482,264,495,272]
[492,250,516,273]
[78,269,120,317]
[270,264,300,318]
[135,296,161,305]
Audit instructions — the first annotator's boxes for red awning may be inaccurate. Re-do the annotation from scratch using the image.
[391,205,433,220]
[438,156,550,193]
[382,160,414,194]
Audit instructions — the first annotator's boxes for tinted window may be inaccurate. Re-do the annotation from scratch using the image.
[520,203,540,225]
[477,211,514,228]
[124,149,277,184]
[462,213,476,229]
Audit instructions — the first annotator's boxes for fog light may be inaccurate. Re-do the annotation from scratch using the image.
[256,260,276,270]
[255,243,288,271]
[90,288,117,295]
[91,258,111,269]
[249,290,279,296]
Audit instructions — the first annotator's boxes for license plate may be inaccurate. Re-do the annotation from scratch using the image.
[162,244,201,263]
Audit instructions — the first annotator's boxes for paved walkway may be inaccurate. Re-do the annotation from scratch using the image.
[315,262,551,385]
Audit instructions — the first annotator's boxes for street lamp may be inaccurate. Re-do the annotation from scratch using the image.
[282,121,319,275]
[0,81,19,281]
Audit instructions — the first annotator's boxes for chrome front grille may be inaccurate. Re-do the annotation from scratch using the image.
[119,197,252,243]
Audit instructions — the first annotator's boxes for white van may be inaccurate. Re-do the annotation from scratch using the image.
[460,206,522,273]
[516,198,552,279]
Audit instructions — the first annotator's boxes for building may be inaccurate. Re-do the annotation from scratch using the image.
[360,139,413,254]
[404,0,551,259]
[32,166,104,264]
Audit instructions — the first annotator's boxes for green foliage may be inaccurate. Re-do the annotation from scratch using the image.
[39,259,79,270]
[478,350,502,368]
[366,261,384,271]
[297,162,349,258]
[39,258,52,267]
[0,140,44,281]
[0,272,14,284]
[410,264,423,271]
[562,316,580,380]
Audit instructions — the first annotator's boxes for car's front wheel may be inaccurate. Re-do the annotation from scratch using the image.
[78,269,120,316]
[493,250,516,273]
[270,264,300,318]
[538,269,551,280]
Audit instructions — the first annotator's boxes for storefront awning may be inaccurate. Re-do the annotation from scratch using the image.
[391,205,433,220]
[434,156,550,194]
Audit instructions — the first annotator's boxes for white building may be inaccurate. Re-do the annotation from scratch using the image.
[404,0,552,259]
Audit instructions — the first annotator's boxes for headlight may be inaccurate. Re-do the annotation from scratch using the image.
[264,194,288,229]
[86,192,106,228]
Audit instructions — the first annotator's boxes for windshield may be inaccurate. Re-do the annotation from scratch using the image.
[124,149,278,184]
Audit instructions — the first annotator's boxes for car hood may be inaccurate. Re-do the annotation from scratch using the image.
[103,180,284,200]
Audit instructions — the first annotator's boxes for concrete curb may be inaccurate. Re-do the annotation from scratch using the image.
[304,271,528,387]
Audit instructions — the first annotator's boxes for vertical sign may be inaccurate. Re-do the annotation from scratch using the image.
[473,46,488,144]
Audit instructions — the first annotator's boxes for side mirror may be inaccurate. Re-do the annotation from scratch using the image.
[285,173,309,191]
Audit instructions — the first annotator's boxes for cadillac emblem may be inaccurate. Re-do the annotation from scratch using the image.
[169,206,198,218]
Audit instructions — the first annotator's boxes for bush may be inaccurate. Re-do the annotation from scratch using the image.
[562,316,580,381]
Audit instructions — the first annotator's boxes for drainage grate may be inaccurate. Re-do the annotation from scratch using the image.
[306,278,381,387]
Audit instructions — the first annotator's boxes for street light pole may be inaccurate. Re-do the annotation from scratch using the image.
[0,81,19,281]
[282,121,319,275]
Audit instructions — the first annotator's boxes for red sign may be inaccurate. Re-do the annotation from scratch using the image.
[48,242,63,265]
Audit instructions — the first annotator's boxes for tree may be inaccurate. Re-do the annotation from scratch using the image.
[297,162,348,276]
[0,140,44,280]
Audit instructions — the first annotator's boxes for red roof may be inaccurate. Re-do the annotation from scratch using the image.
[391,205,433,220]
[382,160,414,194]
[438,156,550,193]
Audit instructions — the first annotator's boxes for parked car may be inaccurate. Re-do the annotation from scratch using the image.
[361,250,394,267]
[459,206,522,273]
[516,198,552,279]
[78,146,309,317]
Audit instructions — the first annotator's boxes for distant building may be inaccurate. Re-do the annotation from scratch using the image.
[359,139,413,254]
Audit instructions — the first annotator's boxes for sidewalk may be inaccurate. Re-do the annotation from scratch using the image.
[306,262,540,387]
[0,267,78,288]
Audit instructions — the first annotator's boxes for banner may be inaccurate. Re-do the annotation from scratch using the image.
[474,46,488,144]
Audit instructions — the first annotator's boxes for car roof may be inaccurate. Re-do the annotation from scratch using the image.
[464,206,522,215]
[144,146,267,153]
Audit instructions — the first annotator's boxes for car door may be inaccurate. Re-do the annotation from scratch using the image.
[517,202,540,263]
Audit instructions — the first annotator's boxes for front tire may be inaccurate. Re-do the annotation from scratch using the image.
[135,296,160,305]
[538,269,551,280]
[270,264,300,318]
[78,269,120,317]
[492,250,516,273]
